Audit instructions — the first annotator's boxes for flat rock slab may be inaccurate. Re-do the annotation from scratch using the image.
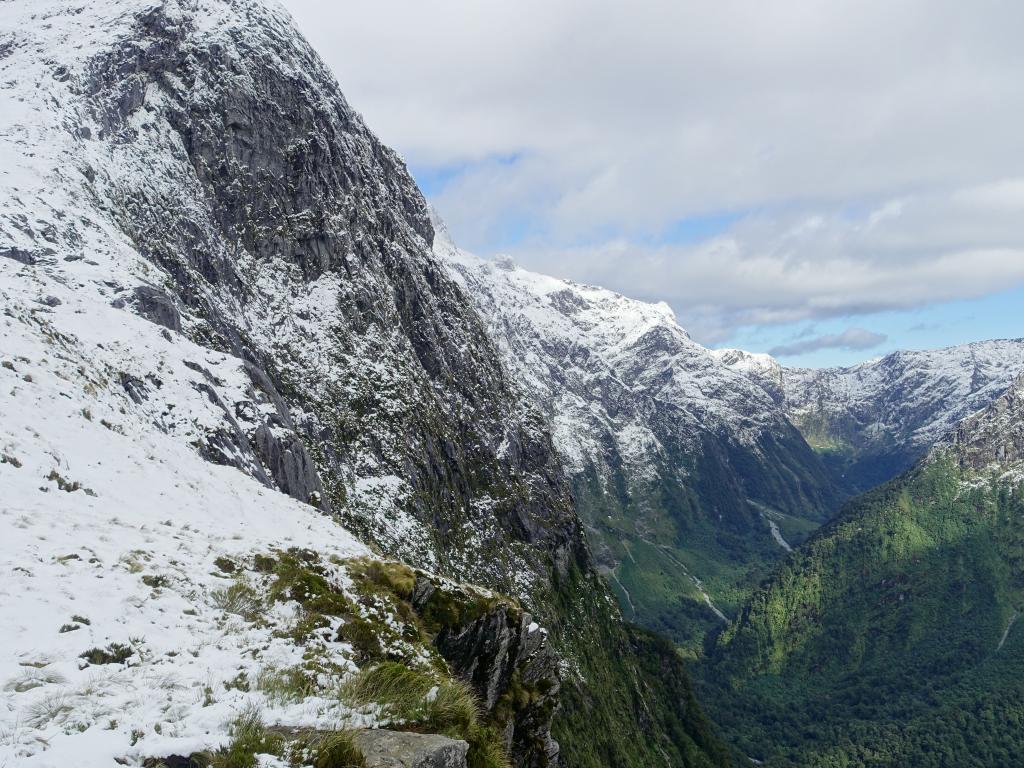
[354,729,469,768]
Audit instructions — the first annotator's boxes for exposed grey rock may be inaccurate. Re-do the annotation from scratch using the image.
[185,364,328,509]
[133,286,181,332]
[251,422,324,507]
[1,246,38,265]
[353,730,468,768]
[119,372,150,404]
[939,375,1024,473]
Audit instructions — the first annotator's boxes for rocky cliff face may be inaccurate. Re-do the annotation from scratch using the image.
[438,232,836,647]
[64,0,582,595]
[938,374,1024,475]
[0,1,731,765]
[411,574,560,767]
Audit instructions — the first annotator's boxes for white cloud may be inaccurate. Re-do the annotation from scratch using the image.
[503,187,1024,341]
[281,0,1024,226]
[769,328,887,357]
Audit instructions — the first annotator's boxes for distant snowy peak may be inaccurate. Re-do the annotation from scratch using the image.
[711,348,781,376]
[437,237,790,479]
[788,340,1024,448]
[717,338,1024,474]
[441,241,684,363]
[710,348,785,401]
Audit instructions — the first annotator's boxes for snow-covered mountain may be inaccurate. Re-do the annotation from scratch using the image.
[437,221,1024,645]
[439,227,788,475]
[2,0,591,597]
[437,229,837,644]
[719,340,1024,493]
[0,2,733,766]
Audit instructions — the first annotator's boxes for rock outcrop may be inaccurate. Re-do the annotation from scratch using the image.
[413,575,560,767]
[940,374,1024,473]
[355,730,469,768]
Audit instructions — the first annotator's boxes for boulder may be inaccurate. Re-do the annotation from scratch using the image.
[353,730,468,768]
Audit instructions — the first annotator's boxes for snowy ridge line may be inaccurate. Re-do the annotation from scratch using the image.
[435,220,789,479]
[716,339,1024,458]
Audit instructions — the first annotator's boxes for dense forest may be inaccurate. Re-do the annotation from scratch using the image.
[700,458,1024,766]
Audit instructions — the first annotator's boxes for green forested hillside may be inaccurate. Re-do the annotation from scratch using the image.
[700,456,1024,766]
[573,426,835,655]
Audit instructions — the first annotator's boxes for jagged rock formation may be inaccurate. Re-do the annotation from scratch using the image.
[718,340,1024,493]
[0,1,731,766]
[941,375,1024,474]
[58,0,580,590]
[411,573,560,766]
[438,230,836,646]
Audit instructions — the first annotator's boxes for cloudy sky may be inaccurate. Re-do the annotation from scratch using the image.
[280,0,1024,367]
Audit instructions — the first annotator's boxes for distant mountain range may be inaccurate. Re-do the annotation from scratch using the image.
[719,339,1024,493]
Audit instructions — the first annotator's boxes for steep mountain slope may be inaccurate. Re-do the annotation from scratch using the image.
[703,376,1024,767]
[438,232,836,649]
[2,285,559,767]
[0,1,730,766]
[717,340,1024,494]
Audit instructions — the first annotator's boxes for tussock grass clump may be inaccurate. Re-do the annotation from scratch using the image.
[340,662,511,768]
[25,691,73,728]
[339,661,434,717]
[299,730,366,768]
[211,707,283,768]
[80,642,133,666]
[212,579,263,622]
[256,665,317,704]
[253,554,277,573]
[347,558,416,600]
[423,676,479,736]
[4,668,67,692]
[142,752,214,768]
[269,553,350,616]
[466,727,513,768]
[335,615,384,663]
